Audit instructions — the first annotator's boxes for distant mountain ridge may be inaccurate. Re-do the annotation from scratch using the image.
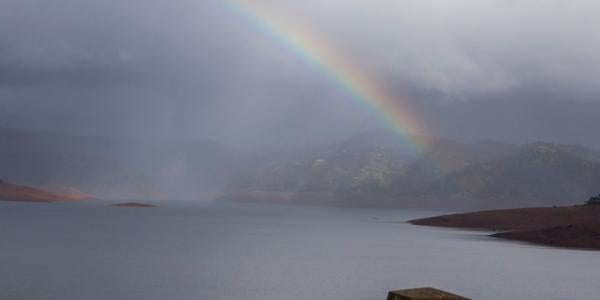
[0,127,241,200]
[451,142,600,207]
[0,127,156,199]
[231,130,600,209]
[2,127,600,209]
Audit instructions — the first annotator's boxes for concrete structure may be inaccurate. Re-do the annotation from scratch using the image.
[387,287,470,300]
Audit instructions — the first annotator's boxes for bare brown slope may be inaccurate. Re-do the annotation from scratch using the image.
[492,223,600,250]
[0,182,90,202]
[409,205,600,231]
[410,205,600,250]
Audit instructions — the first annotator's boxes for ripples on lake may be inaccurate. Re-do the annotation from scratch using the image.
[0,201,598,300]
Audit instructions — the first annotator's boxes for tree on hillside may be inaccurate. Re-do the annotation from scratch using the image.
[586,194,600,205]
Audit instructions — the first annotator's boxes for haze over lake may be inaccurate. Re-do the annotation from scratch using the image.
[1,201,597,300]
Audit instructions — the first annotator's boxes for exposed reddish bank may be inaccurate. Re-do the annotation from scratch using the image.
[410,205,600,250]
[0,182,90,202]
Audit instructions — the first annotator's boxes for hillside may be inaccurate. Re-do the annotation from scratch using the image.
[238,130,418,193]
[451,143,600,207]
[4,127,600,209]
[410,205,600,231]
[230,131,600,209]
[0,127,242,200]
[0,127,158,199]
[0,181,90,202]
[410,205,600,250]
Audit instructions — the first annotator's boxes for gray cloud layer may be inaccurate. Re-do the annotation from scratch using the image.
[1,0,599,147]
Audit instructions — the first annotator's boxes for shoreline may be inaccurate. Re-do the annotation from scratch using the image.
[0,182,91,203]
[409,205,600,250]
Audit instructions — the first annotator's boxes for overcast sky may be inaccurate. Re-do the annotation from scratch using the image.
[1,0,599,148]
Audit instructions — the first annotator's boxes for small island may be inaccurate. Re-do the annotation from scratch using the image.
[410,196,600,250]
[111,202,157,208]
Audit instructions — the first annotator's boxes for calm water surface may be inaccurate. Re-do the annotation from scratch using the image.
[0,201,598,300]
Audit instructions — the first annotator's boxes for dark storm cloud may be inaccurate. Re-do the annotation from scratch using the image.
[0,0,599,147]
[0,0,237,87]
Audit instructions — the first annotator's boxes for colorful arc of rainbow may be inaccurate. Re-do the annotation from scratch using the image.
[225,0,428,153]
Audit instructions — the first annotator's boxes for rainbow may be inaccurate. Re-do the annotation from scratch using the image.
[224,0,429,153]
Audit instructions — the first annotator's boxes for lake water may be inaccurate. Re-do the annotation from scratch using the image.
[0,201,598,300]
